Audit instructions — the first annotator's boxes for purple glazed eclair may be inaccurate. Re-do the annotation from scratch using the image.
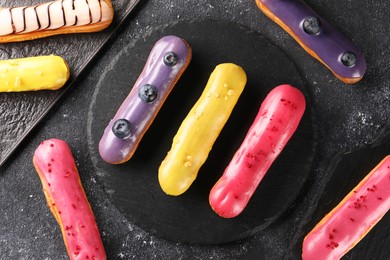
[99,36,192,164]
[256,0,366,84]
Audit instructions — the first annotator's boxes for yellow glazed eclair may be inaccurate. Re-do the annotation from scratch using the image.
[0,0,114,43]
[159,63,247,196]
[0,55,70,92]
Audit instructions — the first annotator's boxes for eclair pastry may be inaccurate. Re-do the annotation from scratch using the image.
[256,0,366,84]
[33,139,106,260]
[0,0,114,43]
[159,63,247,196]
[99,35,192,164]
[302,156,390,259]
[209,84,306,218]
[0,55,69,92]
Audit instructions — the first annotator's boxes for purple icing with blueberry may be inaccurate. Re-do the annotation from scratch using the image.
[257,0,366,83]
[99,35,192,164]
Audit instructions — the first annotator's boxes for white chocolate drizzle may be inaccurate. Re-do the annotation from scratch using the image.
[0,0,113,36]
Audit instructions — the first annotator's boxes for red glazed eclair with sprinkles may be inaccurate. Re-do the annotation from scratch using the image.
[209,84,305,218]
[302,155,390,260]
[0,0,114,43]
[33,139,106,260]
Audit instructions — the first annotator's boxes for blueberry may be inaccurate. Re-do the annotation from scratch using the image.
[303,16,321,35]
[163,52,178,66]
[341,51,357,67]
[139,84,158,103]
[112,119,132,139]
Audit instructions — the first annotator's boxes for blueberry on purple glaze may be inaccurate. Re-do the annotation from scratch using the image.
[341,51,357,67]
[139,84,158,103]
[163,52,178,66]
[303,16,321,35]
[112,119,132,139]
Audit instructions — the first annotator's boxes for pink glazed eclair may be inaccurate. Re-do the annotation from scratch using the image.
[209,84,306,218]
[33,139,106,260]
[302,155,390,260]
[0,0,114,43]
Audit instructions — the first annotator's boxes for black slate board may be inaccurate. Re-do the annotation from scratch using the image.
[0,0,140,167]
[88,20,317,244]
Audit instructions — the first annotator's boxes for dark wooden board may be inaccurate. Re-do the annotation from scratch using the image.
[0,0,140,167]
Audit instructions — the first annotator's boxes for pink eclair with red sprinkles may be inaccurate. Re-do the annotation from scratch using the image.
[33,139,106,260]
[302,155,390,260]
[209,84,306,218]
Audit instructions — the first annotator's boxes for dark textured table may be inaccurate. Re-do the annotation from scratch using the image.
[1,0,389,259]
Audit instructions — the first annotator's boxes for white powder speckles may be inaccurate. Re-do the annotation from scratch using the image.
[105,189,115,196]
[343,108,384,148]
[128,224,134,232]
[357,111,374,126]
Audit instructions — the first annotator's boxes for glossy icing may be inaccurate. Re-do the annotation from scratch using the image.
[302,156,390,260]
[33,139,106,260]
[256,0,366,84]
[0,0,114,42]
[0,55,69,92]
[209,84,306,218]
[159,63,247,196]
[99,35,192,164]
